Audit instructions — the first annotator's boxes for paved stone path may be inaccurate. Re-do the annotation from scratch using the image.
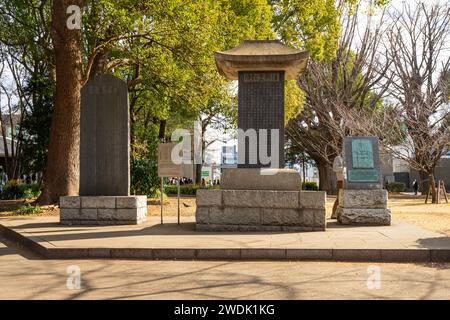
[1,215,450,261]
[1,236,450,299]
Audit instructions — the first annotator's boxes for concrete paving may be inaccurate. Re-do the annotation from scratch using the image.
[1,236,450,299]
[1,215,450,262]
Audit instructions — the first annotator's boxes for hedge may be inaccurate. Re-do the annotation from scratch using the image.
[387,182,406,193]
[302,181,319,191]
[164,184,219,196]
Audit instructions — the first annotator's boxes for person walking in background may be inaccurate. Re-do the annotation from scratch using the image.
[0,166,8,194]
[412,179,419,195]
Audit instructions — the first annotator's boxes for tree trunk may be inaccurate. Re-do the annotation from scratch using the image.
[38,0,85,204]
[195,163,202,185]
[429,173,437,204]
[419,170,429,196]
[318,161,336,195]
[158,119,166,141]
[302,156,306,183]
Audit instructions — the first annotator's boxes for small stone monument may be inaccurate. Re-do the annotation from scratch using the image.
[196,40,327,231]
[336,136,391,225]
[60,75,147,225]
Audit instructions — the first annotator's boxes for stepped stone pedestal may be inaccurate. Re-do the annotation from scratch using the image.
[336,189,391,225]
[197,41,323,231]
[196,169,326,232]
[60,196,147,225]
[196,189,326,231]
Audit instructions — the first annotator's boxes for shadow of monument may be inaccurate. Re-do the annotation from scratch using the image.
[416,236,450,250]
[0,237,42,260]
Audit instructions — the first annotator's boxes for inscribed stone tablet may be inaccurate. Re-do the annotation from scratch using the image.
[80,74,130,196]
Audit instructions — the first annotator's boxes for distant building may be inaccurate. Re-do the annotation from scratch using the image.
[221,145,238,170]
[384,149,450,191]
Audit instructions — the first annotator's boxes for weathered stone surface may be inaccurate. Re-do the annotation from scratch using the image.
[81,197,98,208]
[212,207,261,225]
[302,209,315,227]
[98,209,115,220]
[196,189,222,207]
[282,226,315,232]
[196,224,240,232]
[60,208,80,220]
[80,74,130,196]
[221,168,301,190]
[96,197,116,209]
[314,209,326,228]
[339,189,387,208]
[261,208,300,225]
[239,225,282,232]
[116,196,147,208]
[116,209,138,221]
[80,208,97,220]
[338,208,391,225]
[299,191,326,209]
[195,207,209,224]
[223,190,299,208]
[60,196,80,209]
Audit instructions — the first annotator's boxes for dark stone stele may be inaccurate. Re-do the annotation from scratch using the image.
[214,40,309,169]
[238,71,284,168]
[80,74,130,196]
[344,136,382,190]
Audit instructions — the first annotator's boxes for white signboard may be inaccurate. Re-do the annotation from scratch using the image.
[158,143,193,178]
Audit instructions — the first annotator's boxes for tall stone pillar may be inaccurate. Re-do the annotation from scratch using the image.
[195,41,329,232]
[215,40,309,169]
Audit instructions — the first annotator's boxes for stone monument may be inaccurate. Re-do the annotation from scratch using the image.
[60,75,147,225]
[196,40,327,231]
[336,136,391,225]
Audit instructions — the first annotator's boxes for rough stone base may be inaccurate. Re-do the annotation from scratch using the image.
[196,189,326,231]
[337,189,391,226]
[60,196,147,225]
[337,208,391,225]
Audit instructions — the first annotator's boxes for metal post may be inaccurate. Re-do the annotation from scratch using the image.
[160,177,163,225]
[177,178,180,225]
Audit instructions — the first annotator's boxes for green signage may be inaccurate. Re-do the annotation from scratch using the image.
[351,139,374,168]
[201,171,209,177]
[348,169,379,182]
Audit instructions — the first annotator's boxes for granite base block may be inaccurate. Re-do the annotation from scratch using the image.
[336,189,391,226]
[60,196,147,225]
[196,189,326,232]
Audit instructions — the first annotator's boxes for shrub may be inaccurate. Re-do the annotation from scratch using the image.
[387,182,406,193]
[16,204,42,215]
[0,180,41,200]
[131,158,160,197]
[164,184,219,195]
[302,181,319,191]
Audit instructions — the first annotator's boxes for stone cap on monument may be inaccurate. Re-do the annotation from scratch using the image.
[214,40,309,80]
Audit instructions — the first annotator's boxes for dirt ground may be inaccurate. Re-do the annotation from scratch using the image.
[1,193,449,235]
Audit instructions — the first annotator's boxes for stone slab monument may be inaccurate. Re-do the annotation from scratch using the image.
[336,136,391,225]
[60,75,147,225]
[196,40,327,231]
